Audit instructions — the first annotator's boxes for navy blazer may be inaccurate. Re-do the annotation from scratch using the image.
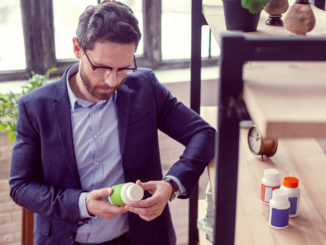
[9,67,216,245]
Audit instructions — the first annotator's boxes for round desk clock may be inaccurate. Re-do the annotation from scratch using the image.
[247,126,278,158]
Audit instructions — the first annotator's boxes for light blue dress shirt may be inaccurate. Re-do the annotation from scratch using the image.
[66,64,186,243]
[66,64,128,243]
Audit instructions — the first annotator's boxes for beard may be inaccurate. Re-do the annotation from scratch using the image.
[79,66,121,101]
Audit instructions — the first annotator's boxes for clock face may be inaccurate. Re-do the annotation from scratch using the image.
[248,126,262,154]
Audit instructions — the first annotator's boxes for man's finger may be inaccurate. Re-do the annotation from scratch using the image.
[106,205,128,215]
[127,206,161,221]
[127,195,158,208]
[96,204,128,220]
[136,180,155,191]
[92,188,112,199]
[139,213,158,221]
[125,206,143,215]
[126,205,158,217]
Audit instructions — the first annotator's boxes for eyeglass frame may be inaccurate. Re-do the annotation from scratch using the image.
[82,47,137,78]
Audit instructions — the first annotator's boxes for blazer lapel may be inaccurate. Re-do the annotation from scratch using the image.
[52,79,80,186]
[116,83,131,156]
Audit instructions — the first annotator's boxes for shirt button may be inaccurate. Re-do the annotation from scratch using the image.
[95,162,100,166]
[93,134,97,139]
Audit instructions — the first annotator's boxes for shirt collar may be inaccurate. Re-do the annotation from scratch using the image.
[66,64,117,112]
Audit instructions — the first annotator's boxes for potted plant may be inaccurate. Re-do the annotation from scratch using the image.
[0,68,57,142]
[223,0,270,31]
[0,68,57,245]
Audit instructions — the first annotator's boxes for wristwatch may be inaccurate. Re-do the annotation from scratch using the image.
[163,176,180,201]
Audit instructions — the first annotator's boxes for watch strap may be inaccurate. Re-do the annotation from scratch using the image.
[163,176,180,201]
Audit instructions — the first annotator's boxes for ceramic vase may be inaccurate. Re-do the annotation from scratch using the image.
[264,0,289,26]
[284,0,316,34]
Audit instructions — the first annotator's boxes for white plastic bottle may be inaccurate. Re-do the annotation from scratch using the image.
[109,182,144,206]
[268,189,290,229]
[280,176,300,217]
[261,169,281,204]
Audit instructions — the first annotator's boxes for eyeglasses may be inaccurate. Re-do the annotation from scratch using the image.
[82,48,137,78]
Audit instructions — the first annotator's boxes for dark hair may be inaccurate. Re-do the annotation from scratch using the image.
[76,0,141,50]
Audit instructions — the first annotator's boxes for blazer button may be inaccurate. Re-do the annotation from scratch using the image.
[67,232,75,239]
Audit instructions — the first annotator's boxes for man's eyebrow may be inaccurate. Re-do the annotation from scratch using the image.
[94,63,113,69]
[95,62,132,70]
[118,64,133,69]
[91,55,132,69]
[91,59,112,68]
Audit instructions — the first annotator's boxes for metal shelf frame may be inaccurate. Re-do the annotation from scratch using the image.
[216,33,326,244]
[188,1,207,245]
[190,1,326,244]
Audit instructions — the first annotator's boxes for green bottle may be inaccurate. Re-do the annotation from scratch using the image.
[109,182,144,206]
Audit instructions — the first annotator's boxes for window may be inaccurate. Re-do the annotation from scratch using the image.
[201,26,220,58]
[0,0,217,82]
[0,1,26,71]
[119,0,144,56]
[53,0,143,60]
[162,0,191,60]
[53,0,98,60]
[162,0,219,60]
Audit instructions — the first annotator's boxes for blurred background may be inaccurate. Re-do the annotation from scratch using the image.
[0,0,219,72]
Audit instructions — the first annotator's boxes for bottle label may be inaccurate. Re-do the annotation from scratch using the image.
[268,207,290,228]
[109,183,126,206]
[289,197,298,216]
[261,184,280,203]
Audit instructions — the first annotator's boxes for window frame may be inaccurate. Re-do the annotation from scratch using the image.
[0,0,217,82]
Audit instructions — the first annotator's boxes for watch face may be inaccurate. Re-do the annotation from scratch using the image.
[248,126,262,154]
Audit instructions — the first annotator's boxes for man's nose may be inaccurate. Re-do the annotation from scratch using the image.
[104,72,119,87]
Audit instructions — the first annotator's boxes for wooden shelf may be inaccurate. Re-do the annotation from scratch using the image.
[201,106,326,244]
[202,1,326,138]
[243,62,326,138]
[203,0,326,45]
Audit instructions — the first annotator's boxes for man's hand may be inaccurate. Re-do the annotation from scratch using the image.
[86,188,128,220]
[125,180,173,221]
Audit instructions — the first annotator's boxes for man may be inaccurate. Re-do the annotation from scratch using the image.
[9,1,215,245]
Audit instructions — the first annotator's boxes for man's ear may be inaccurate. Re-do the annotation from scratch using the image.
[72,37,82,59]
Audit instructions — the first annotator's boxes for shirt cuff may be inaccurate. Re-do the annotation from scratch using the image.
[78,192,93,219]
[165,175,186,196]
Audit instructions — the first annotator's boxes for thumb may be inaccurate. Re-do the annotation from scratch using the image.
[92,188,112,199]
[135,179,144,187]
[136,180,156,193]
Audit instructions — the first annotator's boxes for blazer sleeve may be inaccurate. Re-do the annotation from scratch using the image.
[9,96,82,221]
[150,72,216,198]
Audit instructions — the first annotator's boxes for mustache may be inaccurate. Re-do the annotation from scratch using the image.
[97,80,125,90]
[97,85,115,90]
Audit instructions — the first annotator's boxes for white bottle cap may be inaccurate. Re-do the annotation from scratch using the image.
[264,169,281,186]
[127,184,144,202]
[272,189,288,203]
[120,183,134,204]
[264,169,279,179]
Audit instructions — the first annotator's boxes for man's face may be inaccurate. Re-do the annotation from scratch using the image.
[75,40,136,103]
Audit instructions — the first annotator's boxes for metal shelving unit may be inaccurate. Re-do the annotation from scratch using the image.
[190,1,326,244]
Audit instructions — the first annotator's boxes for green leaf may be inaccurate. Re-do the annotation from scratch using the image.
[0,67,57,144]
[8,131,16,144]
[0,124,7,130]
[241,0,269,13]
